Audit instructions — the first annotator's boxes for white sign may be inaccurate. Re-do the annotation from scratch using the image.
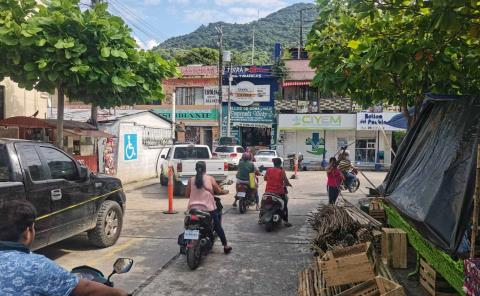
[357,112,405,131]
[232,81,270,106]
[203,86,220,105]
[278,114,356,130]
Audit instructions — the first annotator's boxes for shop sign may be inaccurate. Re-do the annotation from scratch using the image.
[228,81,270,106]
[278,114,356,130]
[179,66,218,77]
[224,65,275,78]
[153,109,218,121]
[357,112,405,131]
[203,86,220,105]
[123,134,138,161]
[222,105,274,124]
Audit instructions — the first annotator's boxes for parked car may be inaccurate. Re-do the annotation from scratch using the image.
[212,145,245,169]
[0,139,126,251]
[255,150,283,171]
[160,144,228,195]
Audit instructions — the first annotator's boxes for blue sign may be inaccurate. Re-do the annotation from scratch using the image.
[124,134,138,161]
[224,65,275,78]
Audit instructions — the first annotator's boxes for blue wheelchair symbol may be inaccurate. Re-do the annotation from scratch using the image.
[124,134,138,161]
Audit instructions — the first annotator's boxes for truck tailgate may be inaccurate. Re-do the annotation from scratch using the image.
[179,160,227,183]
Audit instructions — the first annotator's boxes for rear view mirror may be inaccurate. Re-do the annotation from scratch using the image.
[161,155,166,159]
[113,258,133,274]
[79,166,89,180]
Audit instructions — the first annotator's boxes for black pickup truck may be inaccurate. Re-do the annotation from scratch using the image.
[0,139,126,250]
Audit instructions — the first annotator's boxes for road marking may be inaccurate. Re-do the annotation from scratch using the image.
[86,238,142,267]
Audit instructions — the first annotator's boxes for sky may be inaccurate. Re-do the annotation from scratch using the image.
[81,0,313,50]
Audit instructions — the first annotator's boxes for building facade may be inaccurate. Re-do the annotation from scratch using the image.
[0,78,50,119]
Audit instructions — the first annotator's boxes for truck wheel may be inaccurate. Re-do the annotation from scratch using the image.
[174,181,186,197]
[160,172,168,186]
[88,201,123,248]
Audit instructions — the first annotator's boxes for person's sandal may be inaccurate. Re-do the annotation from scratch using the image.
[232,202,237,208]
[224,246,232,254]
[284,222,293,228]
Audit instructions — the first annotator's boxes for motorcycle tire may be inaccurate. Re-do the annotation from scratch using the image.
[186,241,202,270]
[239,199,247,214]
[265,221,274,232]
[349,179,361,193]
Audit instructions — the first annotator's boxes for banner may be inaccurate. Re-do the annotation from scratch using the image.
[357,112,405,131]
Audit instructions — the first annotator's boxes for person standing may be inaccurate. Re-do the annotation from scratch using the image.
[326,157,344,205]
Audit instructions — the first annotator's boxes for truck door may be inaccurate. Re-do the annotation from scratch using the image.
[14,143,53,249]
[36,145,95,245]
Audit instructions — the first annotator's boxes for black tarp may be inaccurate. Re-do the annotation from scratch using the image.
[380,94,480,255]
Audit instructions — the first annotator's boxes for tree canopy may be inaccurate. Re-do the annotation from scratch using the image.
[307,0,480,127]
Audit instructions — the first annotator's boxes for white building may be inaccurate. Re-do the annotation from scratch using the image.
[0,78,50,119]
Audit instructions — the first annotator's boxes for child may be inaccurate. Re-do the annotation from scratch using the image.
[326,157,344,205]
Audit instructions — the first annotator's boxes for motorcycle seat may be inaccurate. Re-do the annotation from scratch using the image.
[189,208,211,218]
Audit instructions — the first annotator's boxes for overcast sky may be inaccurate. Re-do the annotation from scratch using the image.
[81,0,313,50]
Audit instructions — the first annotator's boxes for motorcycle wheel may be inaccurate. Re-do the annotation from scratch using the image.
[186,241,202,270]
[349,179,361,193]
[239,199,247,214]
[265,221,274,232]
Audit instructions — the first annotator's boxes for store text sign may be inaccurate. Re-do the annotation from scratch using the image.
[357,112,405,131]
[278,114,356,130]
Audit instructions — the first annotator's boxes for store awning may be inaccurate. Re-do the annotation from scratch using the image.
[0,117,51,128]
[282,80,311,87]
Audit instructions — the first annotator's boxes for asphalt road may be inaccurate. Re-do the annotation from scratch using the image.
[39,170,389,295]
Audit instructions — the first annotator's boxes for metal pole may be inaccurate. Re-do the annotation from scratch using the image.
[216,26,223,138]
[227,62,232,137]
[171,92,176,140]
[470,144,480,258]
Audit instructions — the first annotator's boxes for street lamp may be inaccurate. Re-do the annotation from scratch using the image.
[223,50,233,137]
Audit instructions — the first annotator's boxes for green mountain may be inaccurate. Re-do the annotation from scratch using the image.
[154,3,318,64]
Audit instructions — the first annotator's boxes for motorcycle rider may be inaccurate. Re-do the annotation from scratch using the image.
[337,151,356,190]
[186,161,233,254]
[263,157,292,227]
[0,200,128,296]
[233,152,258,208]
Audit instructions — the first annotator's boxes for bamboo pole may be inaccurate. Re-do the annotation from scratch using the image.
[470,144,480,258]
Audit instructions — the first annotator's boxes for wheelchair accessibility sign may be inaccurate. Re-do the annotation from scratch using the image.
[124,134,138,161]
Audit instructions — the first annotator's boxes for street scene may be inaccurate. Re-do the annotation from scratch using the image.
[1,0,480,296]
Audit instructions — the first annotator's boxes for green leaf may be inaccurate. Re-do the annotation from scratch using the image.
[24,63,36,71]
[101,47,111,58]
[54,39,64,49]
[36,38,47,46]
[48,72,59,82]
[38,60,47,70]
[347,40,360,49]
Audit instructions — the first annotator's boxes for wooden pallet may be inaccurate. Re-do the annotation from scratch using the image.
[381,228,407,269]
[419,258,458,296]
[336,276,406,296]
[369,200,386,223]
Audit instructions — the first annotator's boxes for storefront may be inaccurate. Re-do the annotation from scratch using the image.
[221,65,278,149]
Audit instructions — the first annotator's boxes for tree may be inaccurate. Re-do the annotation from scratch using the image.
[0,0,176,147]
[174,47,219,66]
[307,0,480,128]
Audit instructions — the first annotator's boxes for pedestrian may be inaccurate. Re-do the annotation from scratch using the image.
[326,157,344,205]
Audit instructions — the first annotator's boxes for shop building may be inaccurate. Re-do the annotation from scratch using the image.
[222,65,279,150]
[159,65,220,148]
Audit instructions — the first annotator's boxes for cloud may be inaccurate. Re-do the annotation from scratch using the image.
[183,9,223,23]
[226,6,277,23]
[134,36,159,50]
[143,0,162,5]
[215,0,285,8]
[144,0,190,5]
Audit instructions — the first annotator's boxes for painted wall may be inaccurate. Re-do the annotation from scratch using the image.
[285,59,316,81]
[1,78,50,119]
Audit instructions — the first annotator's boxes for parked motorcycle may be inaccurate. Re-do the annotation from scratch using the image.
[259,192,286,232]
[339,169,360,193]
[71,258,133,293]
[236,183,256,214]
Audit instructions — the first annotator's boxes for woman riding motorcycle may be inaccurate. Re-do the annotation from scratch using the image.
[234,152,259,209]
[185,161,232,254]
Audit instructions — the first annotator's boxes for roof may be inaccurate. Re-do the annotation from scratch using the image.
[45,119,97,130]
[98,110,173,124]
[0,117,51,128]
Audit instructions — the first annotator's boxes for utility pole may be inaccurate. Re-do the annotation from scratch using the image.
[298,8,303,60]
[223,51,232,137]
[90,0,100,127]
[251,9,259,65]
[171,92,176,140]
[216,25,224,138]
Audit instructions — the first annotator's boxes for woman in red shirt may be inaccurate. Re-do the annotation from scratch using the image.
[264,158,292,227]
[326,157,345,205]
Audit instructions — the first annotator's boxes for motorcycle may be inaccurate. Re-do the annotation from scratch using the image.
[178,180,229,270]
[235,183,256,214]
[339,168,360,193]
[259,192,286,232]
[71,258,133,294]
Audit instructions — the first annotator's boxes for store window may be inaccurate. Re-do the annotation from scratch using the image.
[175,87,203,105]
[355,139,376,164]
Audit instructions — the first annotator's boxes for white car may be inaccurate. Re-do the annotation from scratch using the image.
[254,150,282,171]
[213,145,245,168]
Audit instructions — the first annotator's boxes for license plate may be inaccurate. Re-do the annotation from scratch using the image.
[237,192,246,198]
[184,229,199,240]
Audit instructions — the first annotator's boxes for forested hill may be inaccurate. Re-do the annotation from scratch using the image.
[154,3,318,64]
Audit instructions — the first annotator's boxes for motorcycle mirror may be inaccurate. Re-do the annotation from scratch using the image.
[113,258,134,274]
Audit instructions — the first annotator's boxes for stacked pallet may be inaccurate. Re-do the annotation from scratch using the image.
[369,199,386,224]
[419,259,457,296]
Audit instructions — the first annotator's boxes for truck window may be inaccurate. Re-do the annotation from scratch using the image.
[17,145,45,181]
[215,146,234,153]
[39,147,78,181]
[173,147,210,159]
[0,144,11,182]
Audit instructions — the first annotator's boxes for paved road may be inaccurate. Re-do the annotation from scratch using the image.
[39,170,388,295]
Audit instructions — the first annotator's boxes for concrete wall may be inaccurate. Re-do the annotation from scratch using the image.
[1,78,50,119]
[285,60,316,81]
[99,112,172,184]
